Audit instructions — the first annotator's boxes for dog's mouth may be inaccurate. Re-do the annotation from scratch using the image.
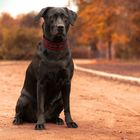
[53,33,66,42]
[57,32,64,36]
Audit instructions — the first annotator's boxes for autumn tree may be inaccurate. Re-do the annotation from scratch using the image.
[17,12,41,28]
[0,13,16,28]
[123,0,140,58]
[74,0,140,59]
[75,0,122,59]
[0,12,41,59]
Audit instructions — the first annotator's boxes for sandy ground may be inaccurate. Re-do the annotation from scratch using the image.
[75,59,140,78]
[0,61,140,140]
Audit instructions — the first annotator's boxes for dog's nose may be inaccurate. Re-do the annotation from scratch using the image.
[57,25,64,33]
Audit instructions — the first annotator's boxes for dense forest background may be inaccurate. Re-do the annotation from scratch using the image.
[0,0,140,60]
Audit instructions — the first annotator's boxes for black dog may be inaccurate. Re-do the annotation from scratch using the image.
[13,7,78,130]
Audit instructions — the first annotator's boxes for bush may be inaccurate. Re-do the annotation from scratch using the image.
[0,12,42,60]
[0,26,41,60]
[115,42,140,59]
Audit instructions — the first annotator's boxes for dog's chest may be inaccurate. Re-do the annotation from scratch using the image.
[37,43,72,89]
[39,63,69,89]
[47,69,68,88]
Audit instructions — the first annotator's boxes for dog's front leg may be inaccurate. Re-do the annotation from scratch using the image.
[35,81,45,130]
[62,81,78,128]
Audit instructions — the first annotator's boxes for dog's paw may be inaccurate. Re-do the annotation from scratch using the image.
[55,118,64,125]
[66,122,78,128]
[13,117,23,125]
[35,123,45,130]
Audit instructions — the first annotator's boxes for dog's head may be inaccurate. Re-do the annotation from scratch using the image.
[35,7,77,42]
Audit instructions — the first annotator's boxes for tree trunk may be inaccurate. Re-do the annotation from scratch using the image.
[108,39,112,60]
[90,41,99,58]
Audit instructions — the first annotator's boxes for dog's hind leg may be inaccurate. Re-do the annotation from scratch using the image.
[13,89,31,125]
[51,101,64,125]
[46,98,64,125]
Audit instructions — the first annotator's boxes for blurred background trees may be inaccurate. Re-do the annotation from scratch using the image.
[0,0,140,60]
[0,12,42,59]
[70,0,140,59]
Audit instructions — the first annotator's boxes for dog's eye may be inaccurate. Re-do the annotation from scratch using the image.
[60,14,67,19]
[54,14,58,19]
[49,16,54,23]
[50,19,53,23]
[60,14,67,22]
[60,14,64,17]
[63,17,68,23]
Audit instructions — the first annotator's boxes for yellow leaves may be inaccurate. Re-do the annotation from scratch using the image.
[77,31,91,45]
[0,12,42,59]
[75,0,139,48]
[112,33,129,44]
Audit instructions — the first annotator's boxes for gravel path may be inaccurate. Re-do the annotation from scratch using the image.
[0,61,140,140]
[75,59,140,78]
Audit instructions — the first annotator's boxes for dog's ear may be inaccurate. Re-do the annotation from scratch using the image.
[65,8,77,26]
[35,7,51,21]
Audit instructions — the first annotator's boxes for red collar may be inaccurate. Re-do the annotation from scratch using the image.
[43,37,68,51]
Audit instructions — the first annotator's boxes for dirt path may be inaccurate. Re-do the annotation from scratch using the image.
[0,61,140,140]
[75,59,140,78]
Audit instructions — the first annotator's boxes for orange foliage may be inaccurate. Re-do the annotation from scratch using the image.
[70,0,140,59]
[0,12,42,59]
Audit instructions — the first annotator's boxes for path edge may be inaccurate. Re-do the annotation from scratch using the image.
[75,65,140,86]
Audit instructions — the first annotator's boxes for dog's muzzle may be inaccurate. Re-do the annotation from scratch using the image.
[57,25,65,33]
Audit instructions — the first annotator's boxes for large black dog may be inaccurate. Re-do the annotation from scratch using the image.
[13,7,78,130]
